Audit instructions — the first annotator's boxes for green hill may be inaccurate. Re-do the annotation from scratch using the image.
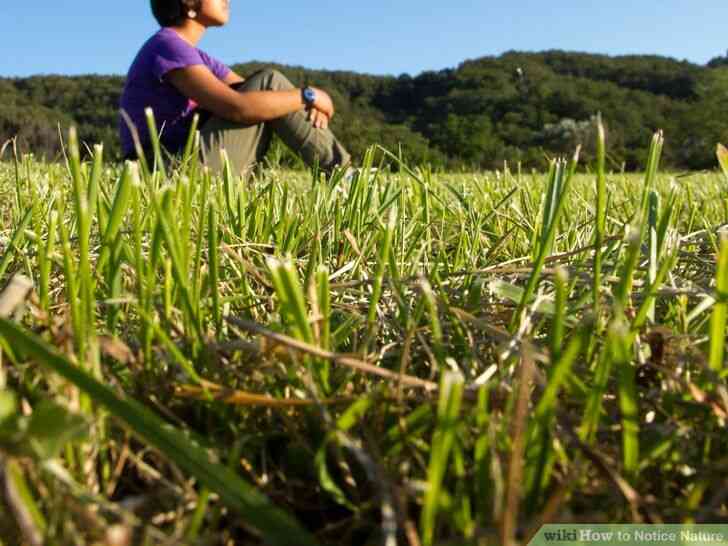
[3,51,728,169]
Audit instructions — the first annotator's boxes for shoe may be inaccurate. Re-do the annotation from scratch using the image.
[344,167,379,183]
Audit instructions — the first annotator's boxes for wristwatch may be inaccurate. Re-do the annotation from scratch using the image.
[302,86,316,107]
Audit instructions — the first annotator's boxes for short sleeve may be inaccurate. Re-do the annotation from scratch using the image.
[150,34,205,81]
[199,50,231,80]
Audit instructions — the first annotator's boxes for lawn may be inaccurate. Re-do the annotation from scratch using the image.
[0,128,726,545]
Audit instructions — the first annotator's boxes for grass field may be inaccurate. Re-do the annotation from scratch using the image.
[0,126,727,545]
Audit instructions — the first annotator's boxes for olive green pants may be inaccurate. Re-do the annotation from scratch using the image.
[199,68,350,176]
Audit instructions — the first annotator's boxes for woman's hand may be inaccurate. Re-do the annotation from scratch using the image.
[304,87,334,129]
[309,87,335,119]
[308,107,329,129]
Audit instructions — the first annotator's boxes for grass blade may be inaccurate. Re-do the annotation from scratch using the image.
[0,208,32,282]
[709,234,728,371]
[420,371,464,546]
[609,318,639,479]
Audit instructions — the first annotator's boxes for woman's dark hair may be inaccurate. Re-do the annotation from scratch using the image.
[150,0,202,27]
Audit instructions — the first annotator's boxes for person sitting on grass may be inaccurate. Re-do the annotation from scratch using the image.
[119,0,350,176]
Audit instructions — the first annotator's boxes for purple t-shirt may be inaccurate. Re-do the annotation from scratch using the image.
[119,28,230,156]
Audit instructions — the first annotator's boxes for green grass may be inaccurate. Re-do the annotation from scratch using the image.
[0,130,727,545]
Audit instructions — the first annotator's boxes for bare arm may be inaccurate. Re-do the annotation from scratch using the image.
[166,65,334,125]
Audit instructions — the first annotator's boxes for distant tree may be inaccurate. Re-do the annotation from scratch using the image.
[707,50,728,68]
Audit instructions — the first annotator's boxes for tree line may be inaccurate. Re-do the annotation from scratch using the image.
[2,50,728,170]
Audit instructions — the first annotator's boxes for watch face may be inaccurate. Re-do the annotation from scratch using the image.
[304,88,316,103]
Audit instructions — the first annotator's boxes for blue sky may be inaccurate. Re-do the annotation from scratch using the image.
[2,1,727,77]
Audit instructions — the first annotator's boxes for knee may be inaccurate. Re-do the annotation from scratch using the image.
[257,67,281,79]
[256,67,294,90]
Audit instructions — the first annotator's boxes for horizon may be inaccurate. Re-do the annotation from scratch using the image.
[1,48,716,80]
[2,1,727,78]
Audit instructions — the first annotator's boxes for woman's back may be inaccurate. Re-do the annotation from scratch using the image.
[119,27,229,157]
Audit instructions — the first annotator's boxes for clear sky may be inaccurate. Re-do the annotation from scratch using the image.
[2,1,727,77]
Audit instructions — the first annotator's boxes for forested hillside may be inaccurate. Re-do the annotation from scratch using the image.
[2,50,728,170]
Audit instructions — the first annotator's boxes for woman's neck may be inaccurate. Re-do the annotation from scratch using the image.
[169,20,206,46]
